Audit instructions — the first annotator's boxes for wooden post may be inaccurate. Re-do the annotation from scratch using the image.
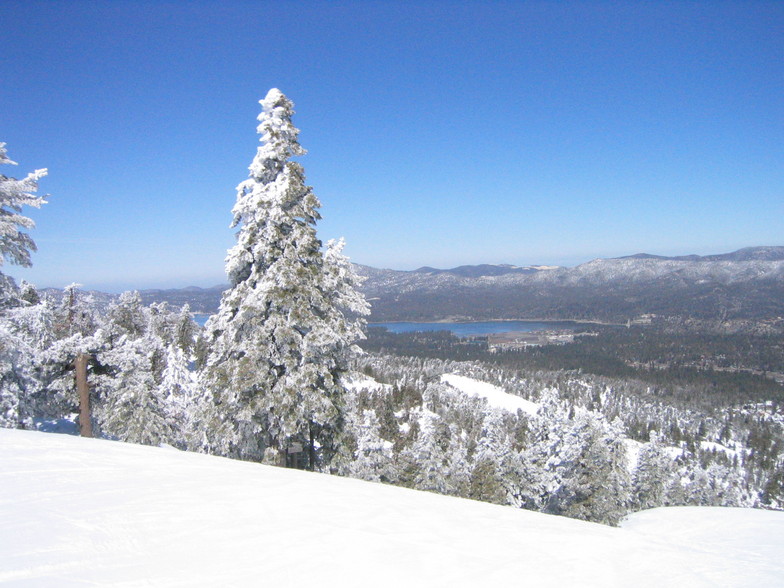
[287,442,304,469]
[75,353,92,437]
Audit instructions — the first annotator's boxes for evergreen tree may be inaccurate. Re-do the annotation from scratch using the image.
[686,461,747,507]
[632,430,676,510]
[104,291,147,342]
[0,143,48,420]
[443,424,471,498]
[91,291,198,446]
[203,89,369,467]
[0,306,46,427]
[42,284,101,433]
[469,409,522,506]
[158,343,197,447]
[18,280,40,305]
[94,334,174,445]
[349,409,394,483]
[0,143,48,293]
[543,408,631,526]
[761,464,784,508]
[409,410,451,493]
[0,287,95,430]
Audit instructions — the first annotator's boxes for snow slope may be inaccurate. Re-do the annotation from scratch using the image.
[2,429,783,587]
[441,373,540,416]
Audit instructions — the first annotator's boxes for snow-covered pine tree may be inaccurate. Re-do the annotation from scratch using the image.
[349,409,394,483]
[469,409,522,506]
[543,407,631,526]
[0,143,46,427]
[632,430,676,510]
[408,409,451,494]
[40,284,102,435]
[158,343,197,448]
[0,143,47,306]
[203,89,369,468]
[443,423,471,498]
[103,291,147,342]
[0,303,51,428]
[93,334,175,446]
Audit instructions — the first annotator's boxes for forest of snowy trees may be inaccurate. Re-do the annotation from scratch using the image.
[346,354,783,524]
[1,92,782,527]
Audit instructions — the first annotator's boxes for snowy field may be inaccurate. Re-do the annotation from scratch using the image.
[2,429,783,587]
[440,373,540,416]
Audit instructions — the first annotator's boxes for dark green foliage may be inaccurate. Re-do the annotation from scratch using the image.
[361,327,784,408]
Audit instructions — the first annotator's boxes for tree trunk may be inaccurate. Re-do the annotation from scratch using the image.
[75,353,92,437]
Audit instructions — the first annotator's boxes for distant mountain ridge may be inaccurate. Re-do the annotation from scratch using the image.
[412,264,558,278]
[137,284,226,313]
[40,247,784,326]
[617,246,784,263]
[357,246,784,325]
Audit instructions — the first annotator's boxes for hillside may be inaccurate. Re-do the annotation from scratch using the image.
[2,429,782,587]
[358,246,784,324]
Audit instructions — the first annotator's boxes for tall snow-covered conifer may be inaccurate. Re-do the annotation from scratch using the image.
[0,143,47,305]
[203,89,369,467]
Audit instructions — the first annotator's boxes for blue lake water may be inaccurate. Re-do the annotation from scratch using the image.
[370,320,589,337]
[193,315,597,337]
[193,314,211,327]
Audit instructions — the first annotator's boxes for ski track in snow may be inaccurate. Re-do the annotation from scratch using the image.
[440,373,540,416]
[1,428,783,587]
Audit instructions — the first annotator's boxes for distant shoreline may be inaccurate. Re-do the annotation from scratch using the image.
[195,315,627,329]
[369,318,626,327]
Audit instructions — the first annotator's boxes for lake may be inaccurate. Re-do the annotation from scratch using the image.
[193,314,211,327]
[194,315,600,337]
[370,320,593,337]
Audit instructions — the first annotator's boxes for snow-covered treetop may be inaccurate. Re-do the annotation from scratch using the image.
[247,88,306,184]
[226,89,322,287]
[0,142,48,268]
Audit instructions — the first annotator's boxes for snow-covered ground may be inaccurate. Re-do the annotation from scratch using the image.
[344,374,390,394]
[623,437,684,471]
[701,440,740,458]
[2,430,782,587]
[440,373,540,416]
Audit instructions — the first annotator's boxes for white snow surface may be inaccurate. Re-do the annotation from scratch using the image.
[2,429,783,587]
[701,440,740,457]
[344,374,390,394]
[441,373,540,416]
[624,437,643,470]
[623,438,684,471]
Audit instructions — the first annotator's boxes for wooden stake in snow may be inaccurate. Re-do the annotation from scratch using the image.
[75,353,92,437]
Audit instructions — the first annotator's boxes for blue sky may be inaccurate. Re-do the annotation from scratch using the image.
[2,1,782,292]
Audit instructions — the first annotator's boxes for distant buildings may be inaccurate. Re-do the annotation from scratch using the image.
[487,330,587,352]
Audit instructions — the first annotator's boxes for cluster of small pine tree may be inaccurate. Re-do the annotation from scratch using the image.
[347,353,774,522]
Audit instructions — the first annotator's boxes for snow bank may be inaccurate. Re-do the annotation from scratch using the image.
[2,429,782,587]
[624,437,643,470]
[621,506,784,587]
[623,438,684,471]
[441,373,539,416]
[344,374,389,393]
[701,440,739,458]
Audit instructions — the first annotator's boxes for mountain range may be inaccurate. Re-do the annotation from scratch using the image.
[46,247,784,327]
[358,246,784,325]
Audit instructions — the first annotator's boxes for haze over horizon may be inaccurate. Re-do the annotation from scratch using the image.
[3,1,782,292]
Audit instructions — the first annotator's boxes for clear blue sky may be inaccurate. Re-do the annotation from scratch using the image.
[2,1,782,292]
